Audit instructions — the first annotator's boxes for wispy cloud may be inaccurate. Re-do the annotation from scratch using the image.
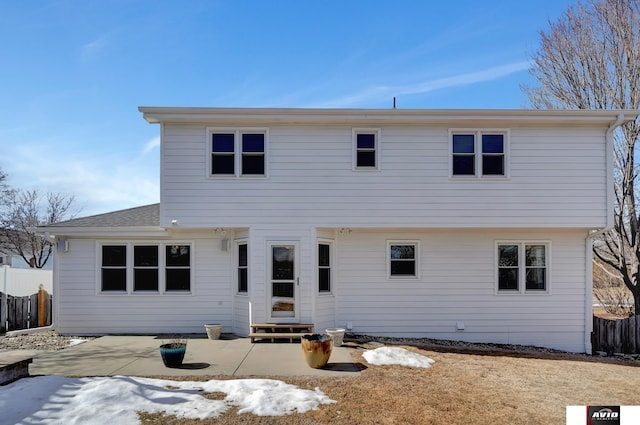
[80,35,109,60]
[142,136,160,154]
[317,61,531,107]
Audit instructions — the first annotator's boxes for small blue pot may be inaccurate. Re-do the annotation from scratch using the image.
[159,343,187,368]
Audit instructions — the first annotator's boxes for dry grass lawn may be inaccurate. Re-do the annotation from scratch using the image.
[138,343,640,425]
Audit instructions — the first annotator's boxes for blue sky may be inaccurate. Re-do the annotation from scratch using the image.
[0,0,575,217]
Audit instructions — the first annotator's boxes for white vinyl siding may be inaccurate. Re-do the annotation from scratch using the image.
[56,236,233,335]
[161,125,607,229]
[333,229,587,352]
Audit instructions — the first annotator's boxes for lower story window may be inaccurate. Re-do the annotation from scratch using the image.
[388,241,419,278]
[101,245,126,291]
[237,242,248,293]
[497,242,548,293]
[100,242,191,294]
[166,245,191,292]
[318,243,331,292]
[134,246,159,292]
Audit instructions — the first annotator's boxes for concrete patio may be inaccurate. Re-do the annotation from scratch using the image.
[25,335,364,378]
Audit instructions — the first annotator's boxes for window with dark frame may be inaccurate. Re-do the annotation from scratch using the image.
[318,243,331,292]
[498,244,519,291]
[101,245,127,291]
[356,133,377,168]
[481,134,505,176]
[452,131,506,177]
[166,245,191,291]
[389,244,417,277]
[525,245,546,291]
[452,134,475,175]
[211,133,235,175]
[133,245,159,291]
[238,243,248,293]
[498,243,547,293]
[210,129,267,178]
[241,133,265,175]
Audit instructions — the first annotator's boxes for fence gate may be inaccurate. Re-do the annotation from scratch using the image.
[0,289,52,333]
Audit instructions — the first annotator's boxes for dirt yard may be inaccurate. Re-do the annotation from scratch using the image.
[138,342,640,425]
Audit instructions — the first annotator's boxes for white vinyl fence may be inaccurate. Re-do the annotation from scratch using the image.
[0,265,52,296]
[0,266,53,332]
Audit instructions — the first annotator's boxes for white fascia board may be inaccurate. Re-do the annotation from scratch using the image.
[139,107,639,127]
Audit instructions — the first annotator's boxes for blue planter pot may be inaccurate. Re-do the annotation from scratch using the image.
[159,343,187,368]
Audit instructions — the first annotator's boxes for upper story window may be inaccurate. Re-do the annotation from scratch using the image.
[211,133,235,175]
[497,242,549,294]
[450,130,509,178]
[208,128,268,178]
[353,128,381,171]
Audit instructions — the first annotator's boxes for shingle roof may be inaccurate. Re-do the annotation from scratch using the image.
[45,203,160,228]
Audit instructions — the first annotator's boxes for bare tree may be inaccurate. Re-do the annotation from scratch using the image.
[0,189,77,268]
[523,0,640,313]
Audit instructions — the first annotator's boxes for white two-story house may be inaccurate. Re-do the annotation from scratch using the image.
[42,107,638,353]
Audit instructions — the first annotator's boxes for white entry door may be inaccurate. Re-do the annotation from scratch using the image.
[267,241,299,321]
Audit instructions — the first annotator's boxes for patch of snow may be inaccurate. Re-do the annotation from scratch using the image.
[68,339,87,346]
[363,346,435,368]
[0,376,336,424]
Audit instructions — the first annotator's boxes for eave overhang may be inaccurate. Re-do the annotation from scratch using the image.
[139,106,639,128]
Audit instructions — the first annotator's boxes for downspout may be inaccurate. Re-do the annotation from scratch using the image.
[584,113,625,353]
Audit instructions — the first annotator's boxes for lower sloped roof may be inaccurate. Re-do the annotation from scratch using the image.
[44,203,160,228]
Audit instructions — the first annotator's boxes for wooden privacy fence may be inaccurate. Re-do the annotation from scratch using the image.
[0,289,52,333]
[592,315,640,355]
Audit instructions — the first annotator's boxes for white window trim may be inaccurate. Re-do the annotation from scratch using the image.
[387,240,420,279]
[97,241,194,295]
[235,238,249,295]
[352,128,381,171]
[317,239,334,294]
[495,240,551,295]
[449,128,510,179]
[206,127,269,179]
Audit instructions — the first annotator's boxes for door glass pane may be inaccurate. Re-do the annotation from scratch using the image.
[272,247,294,280]
[271,245,295,318]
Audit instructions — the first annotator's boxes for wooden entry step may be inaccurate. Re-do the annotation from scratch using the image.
[249,323,314,343]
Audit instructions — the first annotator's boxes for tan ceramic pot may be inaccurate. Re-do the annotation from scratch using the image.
[301,334,332,368]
